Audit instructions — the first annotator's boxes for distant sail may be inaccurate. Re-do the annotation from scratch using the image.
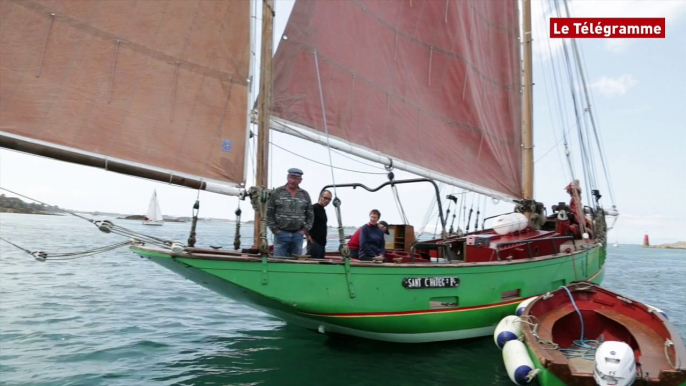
[144,190,163,224]
[272,0,522,199]
[0,0,251,189]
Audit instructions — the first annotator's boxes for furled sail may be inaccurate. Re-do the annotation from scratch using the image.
[0,0,251,193]
[272,0,522,199]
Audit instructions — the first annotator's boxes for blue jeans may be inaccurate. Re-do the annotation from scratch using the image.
[273,231,304,258]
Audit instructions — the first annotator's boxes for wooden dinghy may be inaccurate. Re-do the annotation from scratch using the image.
[494,282,686,386]
[514,282,686,385]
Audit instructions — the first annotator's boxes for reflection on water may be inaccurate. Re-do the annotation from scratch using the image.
[0,214,684,385]
[156,326,509,386]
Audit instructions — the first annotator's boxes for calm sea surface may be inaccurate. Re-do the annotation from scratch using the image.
[1,213,684,385]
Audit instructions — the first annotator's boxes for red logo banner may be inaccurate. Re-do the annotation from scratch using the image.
[550,18,665,38]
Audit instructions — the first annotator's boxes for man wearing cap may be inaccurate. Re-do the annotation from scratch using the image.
[267,168,314,258]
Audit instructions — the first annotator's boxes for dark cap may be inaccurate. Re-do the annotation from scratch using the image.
[379,220,390,235]
[288,168,303,177]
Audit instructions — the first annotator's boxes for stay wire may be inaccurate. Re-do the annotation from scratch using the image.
[270,142,387,175]
[0,236,132,261]
[0,186,174,248]
[0,187,94,223]
[313,49,338,194]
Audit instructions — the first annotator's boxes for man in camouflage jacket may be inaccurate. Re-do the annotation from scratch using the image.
[267,168,314,258]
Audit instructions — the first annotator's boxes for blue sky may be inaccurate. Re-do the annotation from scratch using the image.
[1,0,684,245]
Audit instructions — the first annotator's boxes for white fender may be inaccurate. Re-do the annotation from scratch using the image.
[646,303,668,319]
[493,213,528,235]
[494,315,522,349]
[503,340,537,385]
[516,297,537,317]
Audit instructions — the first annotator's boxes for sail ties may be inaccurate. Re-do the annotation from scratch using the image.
[187,199,200,247]
[36,13,55,78]
[233,204,242,251]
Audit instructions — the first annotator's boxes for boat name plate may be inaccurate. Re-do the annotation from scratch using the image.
[402,277,460,289]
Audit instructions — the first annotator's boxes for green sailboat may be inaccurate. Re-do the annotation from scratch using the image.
[0,0,617,343]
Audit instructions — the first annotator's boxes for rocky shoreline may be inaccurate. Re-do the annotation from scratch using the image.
[645,241,686,250]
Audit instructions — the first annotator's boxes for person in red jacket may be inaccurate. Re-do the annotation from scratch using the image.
[347,211,388,259]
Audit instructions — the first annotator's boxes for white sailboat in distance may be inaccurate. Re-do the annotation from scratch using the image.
[142,190,164,226]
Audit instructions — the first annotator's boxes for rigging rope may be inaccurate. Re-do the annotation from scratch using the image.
[330,148,387,169]
[454,190,463,235]
[562,0,616,206]
[270,142,386,175]
[418,182,443,235]
[393,187,408,224]
[465,193,475,233]
[0,186,176,250]
[314,49,349,258]
[0,237,136,261]
[557,285,602,360]
[0,237,133,261]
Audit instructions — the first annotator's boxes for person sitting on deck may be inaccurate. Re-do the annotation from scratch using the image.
[358,210,388,261]
[347,217,388,259]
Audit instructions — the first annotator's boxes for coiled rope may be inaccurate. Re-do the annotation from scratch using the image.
[557,285,602,360]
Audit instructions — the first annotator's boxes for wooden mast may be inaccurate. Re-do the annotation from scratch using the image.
[522,0,534,210]
[253,0,274,249]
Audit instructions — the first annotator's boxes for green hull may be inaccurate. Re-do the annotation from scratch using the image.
[132,245,605,343]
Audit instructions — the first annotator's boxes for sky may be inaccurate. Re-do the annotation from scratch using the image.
[1,0,684,245]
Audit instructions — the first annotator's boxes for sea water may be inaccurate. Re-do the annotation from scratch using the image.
[1,213,684,385]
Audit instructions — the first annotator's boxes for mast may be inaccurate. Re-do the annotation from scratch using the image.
[253,0,275,249]
[522,0,534,207]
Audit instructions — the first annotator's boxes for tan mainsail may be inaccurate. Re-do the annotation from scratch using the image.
[0,0,251,190]
[272,0,522,199]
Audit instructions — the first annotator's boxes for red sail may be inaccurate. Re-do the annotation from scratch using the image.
[273,0,522,198]
[0,0,250,186]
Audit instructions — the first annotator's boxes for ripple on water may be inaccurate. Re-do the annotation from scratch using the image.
[1,216,684,386]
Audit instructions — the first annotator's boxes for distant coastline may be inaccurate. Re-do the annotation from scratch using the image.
[0,194,62,215]
[644,241,686,250]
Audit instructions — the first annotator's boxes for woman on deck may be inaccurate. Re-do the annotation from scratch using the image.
[358,209,388,261]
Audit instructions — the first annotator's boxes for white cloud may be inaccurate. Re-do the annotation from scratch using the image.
[590,74,638,97]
